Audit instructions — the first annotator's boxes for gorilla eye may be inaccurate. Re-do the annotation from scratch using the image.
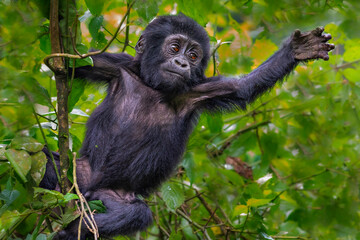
[189,52,197,60]
[171,44,180,52]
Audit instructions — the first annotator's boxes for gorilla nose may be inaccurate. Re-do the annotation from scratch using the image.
[173,57,189,70]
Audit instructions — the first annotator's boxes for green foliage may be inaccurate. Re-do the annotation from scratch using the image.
[1,0,360,239]
[160,182,185,212]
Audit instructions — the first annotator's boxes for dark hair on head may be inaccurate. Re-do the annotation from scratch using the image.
[141,14,210,70]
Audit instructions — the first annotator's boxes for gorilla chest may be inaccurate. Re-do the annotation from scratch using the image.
[105,74,193,141]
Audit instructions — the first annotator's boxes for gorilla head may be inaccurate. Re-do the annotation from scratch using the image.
[135,15,210,93]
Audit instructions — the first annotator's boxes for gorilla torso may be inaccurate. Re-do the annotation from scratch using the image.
[81,68,199,195]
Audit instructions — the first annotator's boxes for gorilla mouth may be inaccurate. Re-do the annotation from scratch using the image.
[165,70,184,79]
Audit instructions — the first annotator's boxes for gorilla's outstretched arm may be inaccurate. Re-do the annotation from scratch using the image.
[188,27,334,112]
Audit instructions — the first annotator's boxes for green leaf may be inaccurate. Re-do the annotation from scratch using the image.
[88,200,107,213]
[343,40,360,62]
[10,136,44,153]
[160,182,185,212]
[0,210,22,239]
[0,162,10,175]
[5,149,32,182]
[33,187,66,207]
[246,198,271,207]
[68,80,86,112]
[0,148,6,160]
[233,204,248,217]
[34,187,63,197]
[206,114,223,133]
[35,234,47,240]
[39,33,51,55]
[134,0,160,22]
[32,0,50,18]
[0,189,20,205]
[64,193,79,202]
[85,0,105,16]
[219,168,245,186]
[89,16,104,39]
[30,151,47,185]
[169,231,183,240]
[0,189,20,216]
[182,153,195,184]
[16,213,37,236]
[61,208,80,227]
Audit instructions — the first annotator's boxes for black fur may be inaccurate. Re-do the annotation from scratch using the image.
[40,14,332,239]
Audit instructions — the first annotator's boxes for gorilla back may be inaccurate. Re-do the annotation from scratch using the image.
[41,14,334,239]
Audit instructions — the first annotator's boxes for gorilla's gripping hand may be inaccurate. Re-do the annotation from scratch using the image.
[291,27,335,61]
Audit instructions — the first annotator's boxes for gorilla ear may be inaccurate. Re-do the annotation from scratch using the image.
[135,36,145,54]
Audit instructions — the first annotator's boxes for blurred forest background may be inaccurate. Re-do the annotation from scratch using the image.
[1,0,360,239]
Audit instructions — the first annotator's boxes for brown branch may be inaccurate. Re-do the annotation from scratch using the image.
[49,0,63,72]
[184,191,204,202]
[204,207,218,227]
[216,203,232,224]
[0,115,8,128]
[333,59,360,71]
[49,0,72,194]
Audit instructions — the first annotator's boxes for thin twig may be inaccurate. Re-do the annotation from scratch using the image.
[272,236,308,239]
[122,1,131,52]
[102,26,125,44]
[72,153,99,239]
[153,196,170,237]
[332,59,360,71]
[23,89,61,185]
[176,209,212,240]
[45,217,54,232]
[195,189,226,234]
[204,207,218,228]
[240,207,250,234]
[209,120,270,157]
[210,40,232,57]
[36,113,58,124]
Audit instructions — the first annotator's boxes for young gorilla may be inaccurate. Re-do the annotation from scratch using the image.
[41,15,334,239]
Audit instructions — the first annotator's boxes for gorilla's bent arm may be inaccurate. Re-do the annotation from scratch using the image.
[73,52,134,83]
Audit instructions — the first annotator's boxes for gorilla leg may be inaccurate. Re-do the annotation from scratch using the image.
[40,150,91,192]
[57,189,153,239]
[39,148,60,190]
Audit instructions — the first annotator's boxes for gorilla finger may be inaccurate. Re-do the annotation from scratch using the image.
[293,29,301,38]
[325,43,335,51]
[312,26,324,36]
[319,43,334,51]
[318,51,329,61]
[321,33,332,41]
